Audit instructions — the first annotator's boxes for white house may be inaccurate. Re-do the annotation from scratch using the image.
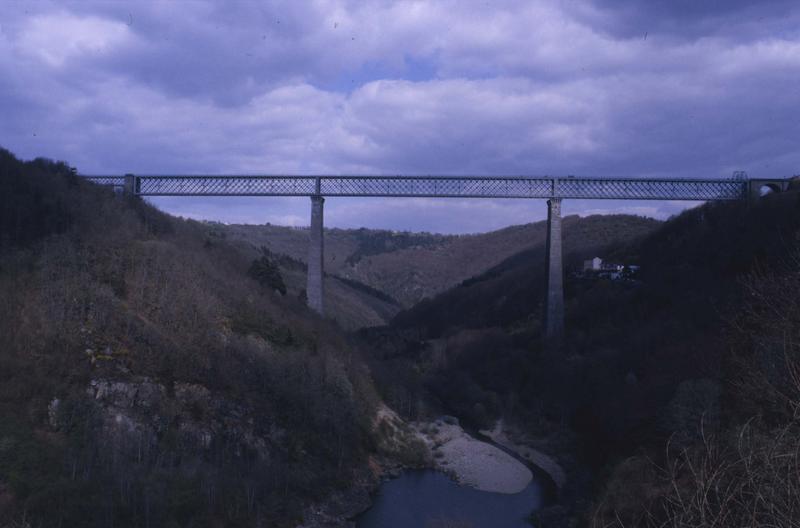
[583,257,603,271]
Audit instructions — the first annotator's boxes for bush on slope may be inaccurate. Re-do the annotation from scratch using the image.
[0,148,379,527]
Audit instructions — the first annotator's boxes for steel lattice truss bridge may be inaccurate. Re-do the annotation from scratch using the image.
[84,173,795,342]
[86,174,756,200]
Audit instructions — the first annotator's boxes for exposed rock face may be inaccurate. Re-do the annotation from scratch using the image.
[84,377,280,461]
[88,379,162,409]
[47,398,60,429]
[372,404,431,466]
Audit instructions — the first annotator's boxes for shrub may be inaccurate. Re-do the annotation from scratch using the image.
[248,253,287,295]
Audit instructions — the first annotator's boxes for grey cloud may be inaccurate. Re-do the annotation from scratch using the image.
[0,1,798,234]
[573,0,800,40]
[54,1,441,104]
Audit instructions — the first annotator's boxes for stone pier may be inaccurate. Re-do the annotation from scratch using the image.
[307,193,325,314]
[543,198,564,341]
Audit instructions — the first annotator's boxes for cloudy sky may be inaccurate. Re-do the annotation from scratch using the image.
[1,1,798,233]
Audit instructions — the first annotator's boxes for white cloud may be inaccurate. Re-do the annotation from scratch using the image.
[16,11,134,67]
[0,0,798,233]
[717,39,800,76]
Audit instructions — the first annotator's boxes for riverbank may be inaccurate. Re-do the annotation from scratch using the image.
[413,418,533,494]
[479,419,567,490]
[297,410,555,527]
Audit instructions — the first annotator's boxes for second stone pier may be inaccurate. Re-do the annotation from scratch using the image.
[543,198,564,341]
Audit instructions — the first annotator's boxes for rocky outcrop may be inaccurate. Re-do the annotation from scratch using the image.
[372,405,430,467]
[81,377,281,461]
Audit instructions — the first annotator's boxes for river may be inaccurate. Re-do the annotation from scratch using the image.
[354,469,544,528]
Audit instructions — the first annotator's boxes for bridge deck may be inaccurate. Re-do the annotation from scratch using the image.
[83,175,749,201]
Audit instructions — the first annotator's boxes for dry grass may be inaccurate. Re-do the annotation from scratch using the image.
[596,418,800,528]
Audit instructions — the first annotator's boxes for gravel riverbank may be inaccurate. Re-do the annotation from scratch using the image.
[414,419,533,494]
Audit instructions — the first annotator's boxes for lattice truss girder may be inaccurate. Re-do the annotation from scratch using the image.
[83,176,748,201]
[85,176,127,187]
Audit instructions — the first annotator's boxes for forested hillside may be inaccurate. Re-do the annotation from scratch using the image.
[219,229,403,331]
[363,191,800,526]
[226,213,660,309]
[0,148,387,527]
[6,144,797,527]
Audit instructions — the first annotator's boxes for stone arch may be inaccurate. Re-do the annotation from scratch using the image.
[757,183,782,197]
[749,179,788,200]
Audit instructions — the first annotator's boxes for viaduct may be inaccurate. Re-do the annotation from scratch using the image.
[85,174,795,341]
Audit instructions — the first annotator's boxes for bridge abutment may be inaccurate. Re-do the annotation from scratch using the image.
[307,194,325,314]
[123,174,135,195]
[543,198,564,342]
[748,178,792,201]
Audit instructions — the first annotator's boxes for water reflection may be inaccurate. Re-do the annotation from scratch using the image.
[355,470,543,528]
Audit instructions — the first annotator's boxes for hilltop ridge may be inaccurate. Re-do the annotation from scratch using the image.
[225,214,661,310]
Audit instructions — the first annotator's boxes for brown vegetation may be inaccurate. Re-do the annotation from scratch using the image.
[0,149,380,527]
[226,216,661,309]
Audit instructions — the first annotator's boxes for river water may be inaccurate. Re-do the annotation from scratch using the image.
[354,469,544,528]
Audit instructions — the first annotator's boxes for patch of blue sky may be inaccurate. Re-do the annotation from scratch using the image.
[319,54,439,93]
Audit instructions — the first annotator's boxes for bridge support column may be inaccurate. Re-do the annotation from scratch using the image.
[307,195,325,315]
[543,198,564,342]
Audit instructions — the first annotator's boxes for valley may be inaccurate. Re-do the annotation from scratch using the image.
[3,1,800,525]
[223,214,660,330]
[2,148,799,528]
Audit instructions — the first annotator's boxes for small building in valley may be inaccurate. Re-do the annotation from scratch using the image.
[583,257,603,271]
[577,257,641,282]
